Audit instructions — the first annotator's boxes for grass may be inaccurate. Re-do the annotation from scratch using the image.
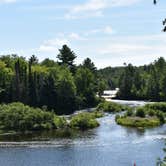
[116,102,166,128]
[116,116,160,128]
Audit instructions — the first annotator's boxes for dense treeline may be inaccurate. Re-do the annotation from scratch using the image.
[118,57,166,101]
[0,45,105,115]
[98,57,166,101]
[2,44,166,114]
[97,67,125,89]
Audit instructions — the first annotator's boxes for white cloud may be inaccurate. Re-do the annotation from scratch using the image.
[39,33,87,53]
[109,0,142,7]
[71,0,107,13]
[93,34,166,68]
[0,0,17,3]
[100,44,151,55]
[65,10,103,20]
[23,4,71,11]
[63,33,166,68]
[66,0,142,19]
[39,38,69,52]
[104,26,114,34]
[68,33,88,41]
[43,0,141,20]
[69,33,82,40]
[85,25,114,35]
[66,0,106,19]
[37,33,87,61]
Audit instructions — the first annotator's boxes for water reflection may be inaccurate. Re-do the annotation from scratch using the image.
[0,129,97,142]
[122,126,145,137]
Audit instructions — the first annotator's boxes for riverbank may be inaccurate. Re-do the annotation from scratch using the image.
[116,116,160,128]
[0,102,104,135]
[115,102,166,128]
[1,100,166,137]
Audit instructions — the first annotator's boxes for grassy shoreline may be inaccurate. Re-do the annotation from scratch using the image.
[115,102,166,128]
[2,101,166,135]
[116,116,160,128]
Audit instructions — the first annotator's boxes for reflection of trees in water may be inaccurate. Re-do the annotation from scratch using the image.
[123,126,145,137]
[0,129,96,143]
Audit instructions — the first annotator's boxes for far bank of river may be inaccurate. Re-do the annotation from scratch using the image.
[0,100,165,166]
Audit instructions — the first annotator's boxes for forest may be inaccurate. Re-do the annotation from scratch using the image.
[98,57,166,101]
[0,45,106,115]
[1,44,166,117]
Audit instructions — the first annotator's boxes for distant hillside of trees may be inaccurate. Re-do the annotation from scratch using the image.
[98,57,166,101]
[97,66,125,89]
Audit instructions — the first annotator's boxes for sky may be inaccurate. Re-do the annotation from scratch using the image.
[0,0,166,68]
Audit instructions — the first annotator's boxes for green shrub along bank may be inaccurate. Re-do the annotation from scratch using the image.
[0,102,68,132]
[116,102,166,128]
[144,102,166,113]
[70,112,100,130]
[0,102,101,133]
[96,101,131,113]
[90,111,104,119]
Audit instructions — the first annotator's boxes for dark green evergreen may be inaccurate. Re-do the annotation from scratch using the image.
[57,45,76,73]
[0,45,103,115]
[99,57,166,101]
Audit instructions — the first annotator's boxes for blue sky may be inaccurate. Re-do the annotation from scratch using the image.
[0,0,166,68]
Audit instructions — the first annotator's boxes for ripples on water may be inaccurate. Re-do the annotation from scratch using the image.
[0,100,165,166]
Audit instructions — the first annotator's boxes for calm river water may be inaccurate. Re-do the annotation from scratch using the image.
[0,100,165,166]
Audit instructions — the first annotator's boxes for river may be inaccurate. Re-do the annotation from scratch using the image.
[0,100,165,166]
